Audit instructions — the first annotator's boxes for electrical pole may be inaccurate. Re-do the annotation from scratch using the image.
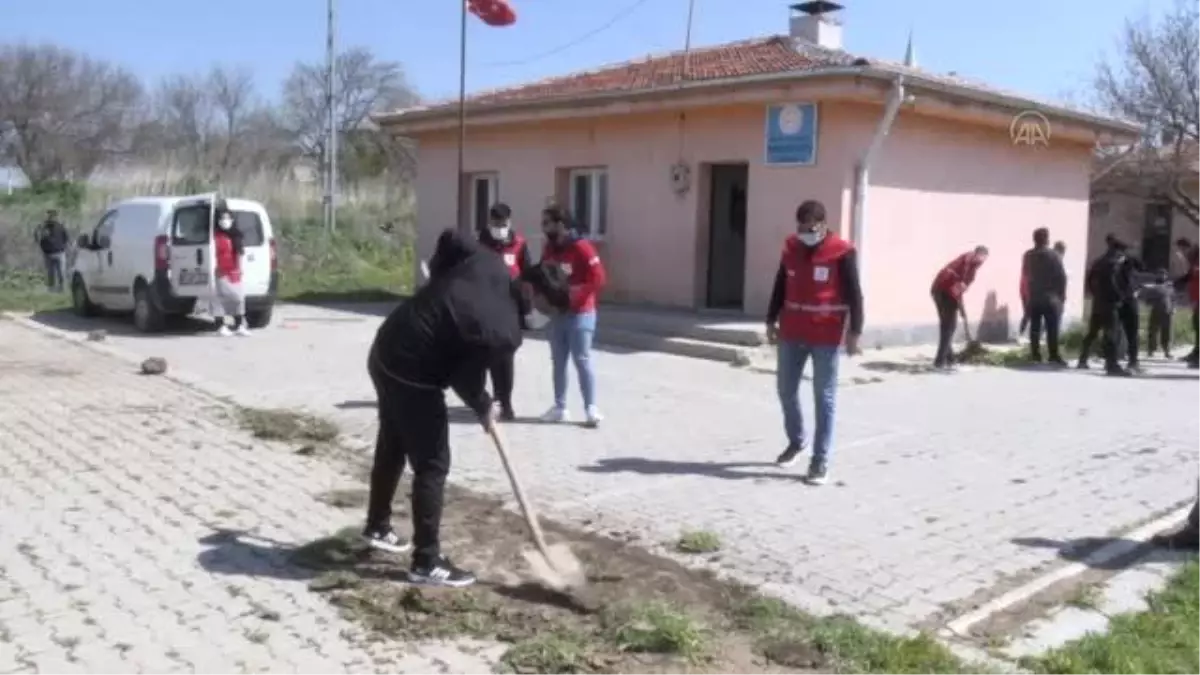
[325,0,338,232]
[454,0,469,233]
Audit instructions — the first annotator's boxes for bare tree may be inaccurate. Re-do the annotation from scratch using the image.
[152,73,214,170]
[0,44,143,183]
[280,47,419,183]
[208,66,255,173]
[1093,0,1199,225]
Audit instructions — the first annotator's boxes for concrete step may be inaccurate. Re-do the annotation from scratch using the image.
[598,308,766,347]
[595,326,760,364]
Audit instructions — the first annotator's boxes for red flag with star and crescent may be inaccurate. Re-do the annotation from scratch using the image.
[467,0,517,26]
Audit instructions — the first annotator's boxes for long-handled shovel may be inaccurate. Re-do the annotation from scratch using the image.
[958,305,986,358]
[485,423,586,592]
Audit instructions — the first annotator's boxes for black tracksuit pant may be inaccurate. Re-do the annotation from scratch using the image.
[1117,300,1140,365]
[1027,299,1063,361]
[488,351,515,410]
[932,289,959,366]
[366,354,450,566]
[1078,303,1120,369]
[1146,306,1174,355]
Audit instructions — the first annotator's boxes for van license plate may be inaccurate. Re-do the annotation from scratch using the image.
[179,269,210,285]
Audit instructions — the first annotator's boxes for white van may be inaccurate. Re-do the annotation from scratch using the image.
[70,194,278,333]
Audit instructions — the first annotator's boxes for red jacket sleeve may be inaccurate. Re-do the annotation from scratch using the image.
[569,239,606,310]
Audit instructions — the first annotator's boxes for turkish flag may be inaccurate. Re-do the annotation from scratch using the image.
[467,0,517,27]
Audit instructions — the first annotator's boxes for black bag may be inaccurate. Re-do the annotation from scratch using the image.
[521,261,571,313]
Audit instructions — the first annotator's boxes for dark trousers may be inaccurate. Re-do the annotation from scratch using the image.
[1188,307,1199,359]
[488,350,515,409]
[1028,299,1063,361]
[1078,304,1120,368]
[365,356,450,566]
[1017,300,1030,335]
[932,289,959,366]
[1117,301,1140,365]
[1146,307,1173,355]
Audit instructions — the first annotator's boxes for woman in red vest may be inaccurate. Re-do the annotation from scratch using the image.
[930,245,989,369]
[764,200,863,485]
[1174,237,1199,368]
[538,205,607,427]
[478,203,532,419]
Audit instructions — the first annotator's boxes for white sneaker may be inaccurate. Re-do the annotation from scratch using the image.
[584,405,603,428]
[235,324,251,337]
[540,406,570,423]
[217,325,233,337]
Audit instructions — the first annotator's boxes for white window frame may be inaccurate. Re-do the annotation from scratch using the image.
[567,167,608,240]
[468,172,499,232]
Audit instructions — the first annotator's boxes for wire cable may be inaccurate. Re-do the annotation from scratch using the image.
[478,0,658,68]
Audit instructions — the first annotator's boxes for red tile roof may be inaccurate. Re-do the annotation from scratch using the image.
[450,36,856,109]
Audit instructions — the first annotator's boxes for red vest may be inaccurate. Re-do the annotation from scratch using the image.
[778,233,853,345]
[487,234,525,279]
[214,231,241,283]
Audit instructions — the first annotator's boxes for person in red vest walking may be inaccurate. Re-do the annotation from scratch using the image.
[930,245,989,370]
[765,200,863,485]
[1174,237,1199,368]
[538,205,608,427]
[478,203,532,420]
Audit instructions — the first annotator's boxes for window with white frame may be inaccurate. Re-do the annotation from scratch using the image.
[568,168,608,239]
[469,173,499,232]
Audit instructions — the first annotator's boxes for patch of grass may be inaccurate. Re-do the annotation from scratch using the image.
[675,530,722,554]
[500,632,595,674]
[237,406,339,444]
[1021,560,1199,674]
[0,270,71,313]
[1064,583,1103,610]
[730,594,968,673]
[604,601,711,660]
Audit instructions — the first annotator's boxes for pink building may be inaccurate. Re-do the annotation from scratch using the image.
[377,2,1138,345]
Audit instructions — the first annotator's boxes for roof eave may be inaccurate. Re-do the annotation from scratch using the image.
[374,65,1142,141]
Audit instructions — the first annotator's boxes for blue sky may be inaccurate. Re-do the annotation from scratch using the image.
[0,0,1175,107]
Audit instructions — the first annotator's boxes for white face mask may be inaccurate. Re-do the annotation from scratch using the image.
[489,223,510,240]
[218,217,234,230]
[798,230,825,247]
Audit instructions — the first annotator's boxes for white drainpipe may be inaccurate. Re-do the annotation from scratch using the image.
[851,75,908,298]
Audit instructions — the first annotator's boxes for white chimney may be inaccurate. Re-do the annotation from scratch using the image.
[789,1,844,50]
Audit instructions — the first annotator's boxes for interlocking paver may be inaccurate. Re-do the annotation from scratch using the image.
[13,305,1199,635]
[0,319,502,673]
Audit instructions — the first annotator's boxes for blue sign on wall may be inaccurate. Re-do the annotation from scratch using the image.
[764,103,818,166]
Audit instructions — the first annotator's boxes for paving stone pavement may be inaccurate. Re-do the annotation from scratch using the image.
[17,304,1200,635]
[0,319,505,674]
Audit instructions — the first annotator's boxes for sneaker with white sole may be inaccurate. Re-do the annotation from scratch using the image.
[584,405,603,428]
[540,406,570,423]
[775,443,805,467]
[235,324,251,337]
[217,325,233,337]
[361,528,411,554]
[409,556,476,588]
[805,459,829,486]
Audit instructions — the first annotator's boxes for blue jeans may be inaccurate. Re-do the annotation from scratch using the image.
[548,311,597,409]
[43,252,66,292]
[776,340,841,463]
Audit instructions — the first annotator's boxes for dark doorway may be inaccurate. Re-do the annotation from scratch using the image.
[705,163,749,310]
[1142,202,1172,272]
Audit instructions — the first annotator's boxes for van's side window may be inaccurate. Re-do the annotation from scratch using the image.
[173,205,211,245]
[92,211,118,249]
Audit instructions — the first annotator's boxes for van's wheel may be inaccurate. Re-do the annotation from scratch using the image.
[71,275,98,317]
[132,284,165,333]
[246,306,274,329]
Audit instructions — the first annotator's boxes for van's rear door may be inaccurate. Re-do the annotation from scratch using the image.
[168,195,216,298]
[226,201,271,298]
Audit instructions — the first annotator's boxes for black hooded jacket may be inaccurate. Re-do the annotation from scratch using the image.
[370,229,523,414]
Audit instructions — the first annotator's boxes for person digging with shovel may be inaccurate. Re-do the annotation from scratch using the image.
[930,245,989,371]
[362,228,523,588]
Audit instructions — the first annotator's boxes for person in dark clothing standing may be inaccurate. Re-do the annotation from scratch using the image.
[1077,237,1129,376]
[929,246,989,370]
[1173,237,1199,368]
[477,203,532,420]
[765,200,864,485]
[1138,269,1175,358]
[1021,228,1068,365]
[362,228,522,587]
[1112,236,1145,371]
[1151,499,1199,551]
[34,209,70,292]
